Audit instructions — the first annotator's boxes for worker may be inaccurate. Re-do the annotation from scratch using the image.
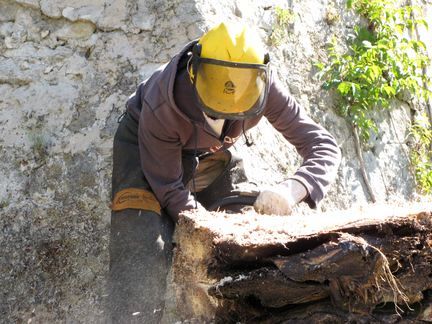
[109,21,341,323]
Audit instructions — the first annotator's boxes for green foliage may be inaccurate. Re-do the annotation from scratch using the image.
[409,115,432,194]
[0,200,9,209]
[30,133,48,160]
[316,0,432,193]
[270,6,295,46]
[316,0,431,142]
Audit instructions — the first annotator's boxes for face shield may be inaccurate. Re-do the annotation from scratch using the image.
[191,51,271,120]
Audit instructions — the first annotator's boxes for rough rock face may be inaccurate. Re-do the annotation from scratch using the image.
[0,0,430,322]
[0,0,202,321]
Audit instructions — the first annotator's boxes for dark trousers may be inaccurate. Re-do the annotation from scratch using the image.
[108,112,247,323]
[109,113,174,323]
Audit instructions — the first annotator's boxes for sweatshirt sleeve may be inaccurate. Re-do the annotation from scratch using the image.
[138,107,197,221]
[263,77,342,208]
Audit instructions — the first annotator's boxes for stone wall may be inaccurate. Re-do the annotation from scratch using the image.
[0,0,430,322]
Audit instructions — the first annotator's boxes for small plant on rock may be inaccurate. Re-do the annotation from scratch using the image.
[409,115,432,194]
[270,6,295,46]
[30,133,48,161]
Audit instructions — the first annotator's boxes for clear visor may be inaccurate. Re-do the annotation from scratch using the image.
[194,59,269,119]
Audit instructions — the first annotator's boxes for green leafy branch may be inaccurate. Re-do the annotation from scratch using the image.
[316,0,432,194]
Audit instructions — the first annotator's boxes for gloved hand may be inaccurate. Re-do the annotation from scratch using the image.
[253,179,307,215]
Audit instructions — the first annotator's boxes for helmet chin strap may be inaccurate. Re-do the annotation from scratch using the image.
[204,112,219,120]
[187,43,202,84]
[186,52,194,84]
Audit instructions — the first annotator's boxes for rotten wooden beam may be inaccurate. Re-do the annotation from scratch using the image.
[172,203,432,323]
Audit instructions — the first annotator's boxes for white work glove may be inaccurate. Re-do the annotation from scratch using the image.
[253,179,307,216]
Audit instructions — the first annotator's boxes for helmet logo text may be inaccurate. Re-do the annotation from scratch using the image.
[223,81,235,94]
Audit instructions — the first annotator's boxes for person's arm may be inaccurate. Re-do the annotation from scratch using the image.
[255,76,341,214]
[138,108,199,221]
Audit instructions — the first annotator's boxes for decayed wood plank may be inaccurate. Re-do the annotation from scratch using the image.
[208,267,329,307]
[177,203,430,265]
[172,203,432,322]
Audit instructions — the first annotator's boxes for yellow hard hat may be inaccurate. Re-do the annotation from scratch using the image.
[199,22,265,64]
[190,22,270,119]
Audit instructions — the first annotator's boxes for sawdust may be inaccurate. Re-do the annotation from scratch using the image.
[181,202,432,247]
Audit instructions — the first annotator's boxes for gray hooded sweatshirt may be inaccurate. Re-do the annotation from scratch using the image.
[126,41,342,221]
